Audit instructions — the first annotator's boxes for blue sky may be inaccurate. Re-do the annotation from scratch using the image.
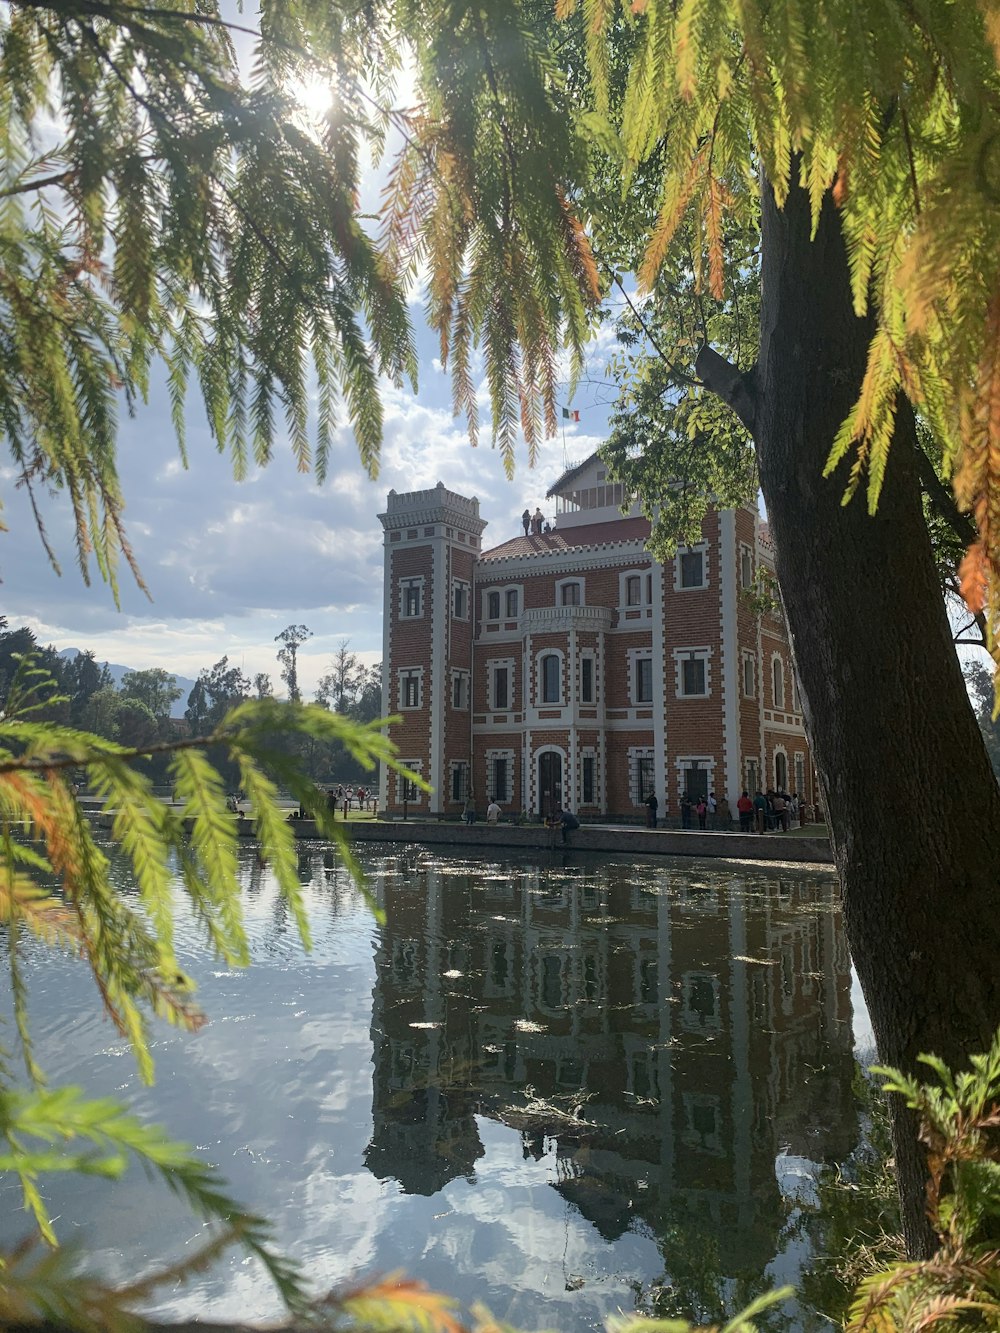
[2,312,621,697]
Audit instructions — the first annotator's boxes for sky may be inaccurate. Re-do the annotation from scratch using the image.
[0,19,628,702]
[2,313,621,699]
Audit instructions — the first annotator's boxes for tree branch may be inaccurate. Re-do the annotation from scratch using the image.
[695,343,757,433]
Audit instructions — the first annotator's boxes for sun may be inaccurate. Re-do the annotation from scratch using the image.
[289,73,333,126]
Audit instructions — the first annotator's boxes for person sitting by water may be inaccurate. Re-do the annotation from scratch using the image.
[556,806,580,844]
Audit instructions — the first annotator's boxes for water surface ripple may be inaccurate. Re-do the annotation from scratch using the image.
[0,843,858,1331]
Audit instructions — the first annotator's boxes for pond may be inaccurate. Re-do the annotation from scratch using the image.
[0,843,868,1331]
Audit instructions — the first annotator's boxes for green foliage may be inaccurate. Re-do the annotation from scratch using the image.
[0,655,422,1321]
[844,1031,1000,1330]
[0,0,416,595]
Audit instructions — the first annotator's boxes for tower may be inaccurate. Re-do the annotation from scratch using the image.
[379,482,487,816]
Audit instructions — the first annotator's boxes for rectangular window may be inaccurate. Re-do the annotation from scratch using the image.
[581,657,594,703]
[492,666,509,710]
[635,657,653,703]
[560,582,581,606]
[646,573,653,603]
[505,588,519,617]
[453,582,468,619]
[402,580,422,617]
[681,657,706,696]
[746,758,760,796]
[794,753,806,797]
[491,757,508,803]
[742,653,755,698]
[402,672,421,708]
[451,762,469,802]
[452,671,469,710]
[582,756,595,805]
[637,755,655,801]
[625,575,641,606]
[740,546,754,590]
[541,654,561,703]
[679,550,705,589]
[487,590,500,619]
[401,768,420,802]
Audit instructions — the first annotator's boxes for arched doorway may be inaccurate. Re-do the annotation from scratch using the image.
[538,751,562,818]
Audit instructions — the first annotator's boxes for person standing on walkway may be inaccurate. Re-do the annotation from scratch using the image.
[645,791,658,828]
[753,790,768,833]
[681,793,693,829]
[737,790,753,833]
[696,796,708,829]
[707,790,718,829]
[521,508,531,536]
[532,506,544,534]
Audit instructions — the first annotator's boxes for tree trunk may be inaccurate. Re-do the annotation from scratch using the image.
[748,176,1000,1255]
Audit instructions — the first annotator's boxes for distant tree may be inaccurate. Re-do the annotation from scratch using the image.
[76,684,122,743]
[65,651,110,726]
[274,625,312,704]
[114,698,159,752]
[966,662,1000,780]
[0,623,69,720]
[352,663,383,726]
[252,672,274,701]
[184,658,252,787]
[186,657,251,732]
[316,640,362,714]
[120,668,182,721]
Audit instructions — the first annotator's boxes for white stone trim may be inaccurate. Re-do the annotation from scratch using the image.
[396,759,424,804]
[627,645,654,705]
[448,759,470,803]
[487,657,516,711]
[627,745,655,806]
[674,754,716,804]
[739,541,754,591]
[452,577,470,620]
[556,575,585,607]
[397,665,424,710]
[770,651,785,709]
[534,647,566,706]
[673,646,712,698]
[719,510,741,817]
[451,667,470,710]
[674,541,709,592]
[398,575,425,619]
[773,744,789,790]
[485,748,515,802]
[741,650,756,698]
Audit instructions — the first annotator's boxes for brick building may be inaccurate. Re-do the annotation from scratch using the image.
[378,456,813,823]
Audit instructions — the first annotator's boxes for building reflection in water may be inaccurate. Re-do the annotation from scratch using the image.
[364,855,856,1320]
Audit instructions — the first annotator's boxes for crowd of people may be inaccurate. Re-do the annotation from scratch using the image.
[735,788,812,832]
[325,784,375,817]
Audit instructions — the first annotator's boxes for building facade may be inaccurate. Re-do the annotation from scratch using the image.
[378,457,813,822]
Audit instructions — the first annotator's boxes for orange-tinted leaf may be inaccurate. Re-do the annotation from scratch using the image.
[959,541,989,614]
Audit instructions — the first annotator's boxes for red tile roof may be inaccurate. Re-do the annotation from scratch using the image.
[481,515,651,561]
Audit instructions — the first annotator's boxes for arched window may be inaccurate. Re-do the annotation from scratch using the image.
[541,654,561,703]
[772,656,785,708]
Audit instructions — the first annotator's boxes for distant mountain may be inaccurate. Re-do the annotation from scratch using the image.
[57,648,197,717]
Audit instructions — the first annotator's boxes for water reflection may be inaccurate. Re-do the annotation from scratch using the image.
[365,856,856,1325]
[0,845,857,1331]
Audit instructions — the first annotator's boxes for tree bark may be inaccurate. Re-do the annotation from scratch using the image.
[724,175,1000,1256]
